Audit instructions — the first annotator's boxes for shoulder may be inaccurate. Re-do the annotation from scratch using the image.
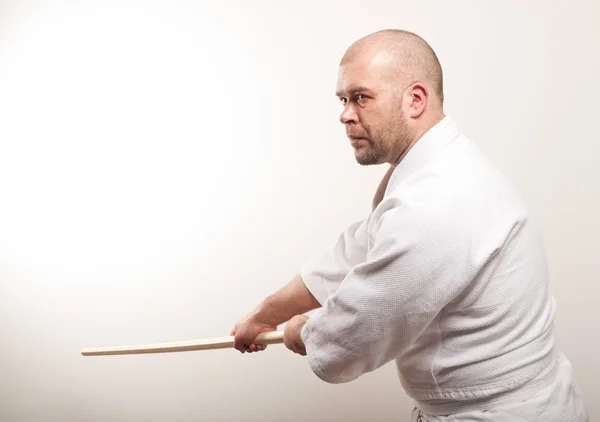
[369,137,530,243]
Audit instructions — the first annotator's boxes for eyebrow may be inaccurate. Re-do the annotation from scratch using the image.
[336,86,374,97]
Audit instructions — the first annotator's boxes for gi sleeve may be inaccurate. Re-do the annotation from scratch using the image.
[300,217,370,305]
[300,202,473,384]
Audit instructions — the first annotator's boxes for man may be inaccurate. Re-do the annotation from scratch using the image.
[231,29,588,421]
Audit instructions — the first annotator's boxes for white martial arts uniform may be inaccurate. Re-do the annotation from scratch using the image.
[299,116,588,421]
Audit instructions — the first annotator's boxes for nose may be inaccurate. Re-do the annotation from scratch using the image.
[340,103,358,124]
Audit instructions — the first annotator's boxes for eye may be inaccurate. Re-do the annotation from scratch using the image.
[354,94,367,105]
[340,97,348,106]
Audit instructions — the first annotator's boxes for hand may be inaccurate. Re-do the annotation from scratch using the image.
[230,312,277,354]
[283,314,309,356]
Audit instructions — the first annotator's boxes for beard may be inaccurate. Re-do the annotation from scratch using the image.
[353,138,388,165]
[351,109,412,166]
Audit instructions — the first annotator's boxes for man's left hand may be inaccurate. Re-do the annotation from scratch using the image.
[283,314,309,355]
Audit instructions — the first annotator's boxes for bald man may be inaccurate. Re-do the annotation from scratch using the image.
[231,30,588,421]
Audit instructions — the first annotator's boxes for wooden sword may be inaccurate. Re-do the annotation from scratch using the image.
[81,331,284,356]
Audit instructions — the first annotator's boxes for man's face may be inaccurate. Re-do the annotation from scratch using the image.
[336,53,412,166]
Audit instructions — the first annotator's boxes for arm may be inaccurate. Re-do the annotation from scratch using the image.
[299,218,369,304]
[231,273,321,353]
[298,165,395,304]
[231,217,370,354]
[299,202,474,383]
[232,166,395,353]
[251,272,322,327]
[231,216,369,354]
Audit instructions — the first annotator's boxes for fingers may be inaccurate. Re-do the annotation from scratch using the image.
[230,328,269,354]
[243,342,268,353]
[230,315,276,354]
[231,329,249,353]
[248,344,265,352]
[233,343,267,353]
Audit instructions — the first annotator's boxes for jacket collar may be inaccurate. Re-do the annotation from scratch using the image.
[385,115,461,195]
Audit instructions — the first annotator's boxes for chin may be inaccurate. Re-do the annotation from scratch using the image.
[353,144,385,166]
[355,154,380,166]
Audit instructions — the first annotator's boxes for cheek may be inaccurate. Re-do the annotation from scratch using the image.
[360,104,396,138]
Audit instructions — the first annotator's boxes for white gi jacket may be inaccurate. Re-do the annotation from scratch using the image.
[299,116,585,417]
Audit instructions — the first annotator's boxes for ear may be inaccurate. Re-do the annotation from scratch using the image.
[406,82,428,118]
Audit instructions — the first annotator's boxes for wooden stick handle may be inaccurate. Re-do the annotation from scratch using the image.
[80,330,284,356]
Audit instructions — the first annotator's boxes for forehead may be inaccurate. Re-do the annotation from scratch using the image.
[336,52,395,96]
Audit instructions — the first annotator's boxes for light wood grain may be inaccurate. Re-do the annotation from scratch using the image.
[81,330,284,356]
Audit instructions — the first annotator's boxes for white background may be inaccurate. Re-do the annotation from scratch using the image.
[0,1,597,420]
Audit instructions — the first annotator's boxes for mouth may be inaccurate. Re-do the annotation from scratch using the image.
[348,136,370,146]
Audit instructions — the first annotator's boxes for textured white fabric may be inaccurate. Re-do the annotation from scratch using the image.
[299,116,587,417]
[409,352,589,421]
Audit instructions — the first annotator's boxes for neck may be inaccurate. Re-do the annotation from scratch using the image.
[391,111,445,167]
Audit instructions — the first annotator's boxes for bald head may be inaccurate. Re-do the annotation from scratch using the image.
[336,30,446,166]
[342,29,444,108]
